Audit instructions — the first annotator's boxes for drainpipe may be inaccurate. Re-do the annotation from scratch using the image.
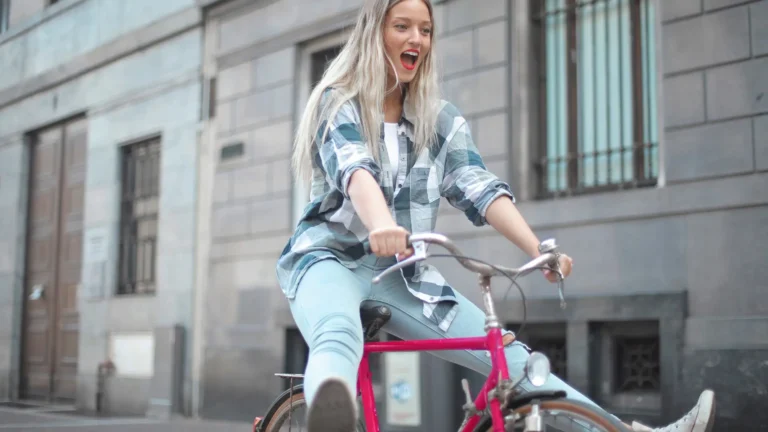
[96,360,115,414]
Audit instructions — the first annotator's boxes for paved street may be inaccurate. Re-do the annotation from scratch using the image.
[0,405,251,432]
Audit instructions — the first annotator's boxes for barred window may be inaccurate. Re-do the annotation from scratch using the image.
[614,336,660,392]
[117,138,161,295]
[0,0,9,34]
[534,0,658,198]
[593,321,661,415]
[509,323,568,379]
[528,336,568,379]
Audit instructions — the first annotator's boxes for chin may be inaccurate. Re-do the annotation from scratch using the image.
[398,69,417,83]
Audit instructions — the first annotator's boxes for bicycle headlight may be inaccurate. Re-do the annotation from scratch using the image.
[525,352,551,387]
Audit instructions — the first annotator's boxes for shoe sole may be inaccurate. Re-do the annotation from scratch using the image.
[307,379,356,432]
[694,390,716,432]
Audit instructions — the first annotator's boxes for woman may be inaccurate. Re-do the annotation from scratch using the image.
[276,1,715,431]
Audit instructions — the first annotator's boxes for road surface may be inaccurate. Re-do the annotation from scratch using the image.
[0,404,252,432]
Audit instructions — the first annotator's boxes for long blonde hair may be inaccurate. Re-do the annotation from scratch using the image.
[292,0,440,185]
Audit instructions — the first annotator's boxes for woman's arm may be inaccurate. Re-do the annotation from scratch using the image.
[347,169,410,257]
[485,195,541,258]
[485,196,573,282]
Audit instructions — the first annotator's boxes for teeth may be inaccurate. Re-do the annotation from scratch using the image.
[404,52,418,57]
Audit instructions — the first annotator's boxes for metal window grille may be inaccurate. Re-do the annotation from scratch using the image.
[614,336,660,392]
[528,336,568,379]
[0,0,9,34]
[117,138,161,295]
[533,0,658,198]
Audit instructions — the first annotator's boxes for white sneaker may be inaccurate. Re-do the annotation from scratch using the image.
[307,378,358,432]
[631,390,715,432]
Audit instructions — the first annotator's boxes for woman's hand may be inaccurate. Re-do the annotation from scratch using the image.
[369,225,412,258]
[543,253,573,283]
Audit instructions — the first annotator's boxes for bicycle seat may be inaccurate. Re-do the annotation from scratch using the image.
[360,301,391,341]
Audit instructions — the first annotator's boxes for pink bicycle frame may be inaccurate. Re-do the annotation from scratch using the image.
[357,326,512,432]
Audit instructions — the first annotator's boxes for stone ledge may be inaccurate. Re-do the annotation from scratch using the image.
[0,6,202,110]
[436,172,768,236]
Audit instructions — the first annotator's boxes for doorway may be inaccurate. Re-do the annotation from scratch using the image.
[20,116,87,402]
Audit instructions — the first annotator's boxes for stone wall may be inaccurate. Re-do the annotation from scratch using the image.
[0,0,202,416]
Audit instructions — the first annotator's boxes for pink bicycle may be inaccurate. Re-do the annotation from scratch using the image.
[254,233,626,432]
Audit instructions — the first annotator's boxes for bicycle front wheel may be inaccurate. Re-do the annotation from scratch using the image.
[259,385,367,432]
[474,398,628,432]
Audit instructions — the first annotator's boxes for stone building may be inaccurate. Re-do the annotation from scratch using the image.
[0,0,205,418]
[0,0,766,430]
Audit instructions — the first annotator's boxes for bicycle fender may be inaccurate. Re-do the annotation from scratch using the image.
[254,384,305,432]
[506,390,567,410]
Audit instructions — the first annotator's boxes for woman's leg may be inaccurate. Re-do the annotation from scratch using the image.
[288,259,370,430]
[368,265,607,413]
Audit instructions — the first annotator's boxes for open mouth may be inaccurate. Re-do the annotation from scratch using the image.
[400,50,419,71]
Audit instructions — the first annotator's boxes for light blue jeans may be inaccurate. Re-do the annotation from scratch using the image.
[288,254,608,417]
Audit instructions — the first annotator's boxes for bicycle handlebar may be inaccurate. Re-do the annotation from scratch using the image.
[372,233,562,283]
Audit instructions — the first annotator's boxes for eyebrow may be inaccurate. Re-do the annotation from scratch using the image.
[390,16,432,25]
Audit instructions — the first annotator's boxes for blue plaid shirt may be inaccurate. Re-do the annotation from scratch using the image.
[276,88,515,331]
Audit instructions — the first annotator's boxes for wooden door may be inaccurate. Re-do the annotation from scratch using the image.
[21,117,86,402]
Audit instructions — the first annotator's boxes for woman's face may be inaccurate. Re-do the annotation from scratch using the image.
[383,0,433,84]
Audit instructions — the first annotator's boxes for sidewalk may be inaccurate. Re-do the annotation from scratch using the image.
[0,403,251,432]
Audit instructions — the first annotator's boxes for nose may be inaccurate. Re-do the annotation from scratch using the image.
[407,28,423,47]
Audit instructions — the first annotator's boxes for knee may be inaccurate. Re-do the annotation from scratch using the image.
[309,313,363,362]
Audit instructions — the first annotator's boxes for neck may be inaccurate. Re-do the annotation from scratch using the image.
[383,81,404,123]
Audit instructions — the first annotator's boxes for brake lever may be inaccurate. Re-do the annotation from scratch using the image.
[557,278,567,310]
[372,241,428,284]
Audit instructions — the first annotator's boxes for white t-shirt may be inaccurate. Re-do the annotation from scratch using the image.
[384,122,399,181]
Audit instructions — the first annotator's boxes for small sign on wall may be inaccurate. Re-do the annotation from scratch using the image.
[384,351,422,427]
[109,332,155,378]
[84,227,109,263]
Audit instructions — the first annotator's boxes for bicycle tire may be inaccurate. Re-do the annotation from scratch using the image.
[259,385,367,432]
[473,398,628,432]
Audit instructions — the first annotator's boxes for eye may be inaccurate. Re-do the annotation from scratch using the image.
[395,23,407,30]
[421,27,432,36]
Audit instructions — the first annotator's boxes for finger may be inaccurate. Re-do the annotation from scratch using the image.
[373,234,386,257]
[384,233,396,257]
[396,231,407,255]
[398,247,414,261]
[369,235,377,255]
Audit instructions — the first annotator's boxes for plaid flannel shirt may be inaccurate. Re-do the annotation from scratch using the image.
[276,88,515,331]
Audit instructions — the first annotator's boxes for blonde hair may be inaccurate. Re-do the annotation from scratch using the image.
[291,0,440,185]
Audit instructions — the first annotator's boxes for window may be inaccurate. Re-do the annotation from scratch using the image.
[292,31,349,228]
[118,138,161,295]
[0,0,9,35]
[534,0,658,198]
[508,322,568,379]
[614,335,660,392]
[283,328,309,390]
[592,321,661,415]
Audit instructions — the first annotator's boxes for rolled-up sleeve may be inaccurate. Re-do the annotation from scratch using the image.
[316,95,381,199]
[439,120,515,226]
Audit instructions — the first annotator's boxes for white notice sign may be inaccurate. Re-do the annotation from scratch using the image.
[85,227,109,263]
[384,351,421,427]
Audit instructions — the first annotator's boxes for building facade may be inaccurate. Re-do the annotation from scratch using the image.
[201,0,767,430]
[0,0,766,430]
[0,0,205,418]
